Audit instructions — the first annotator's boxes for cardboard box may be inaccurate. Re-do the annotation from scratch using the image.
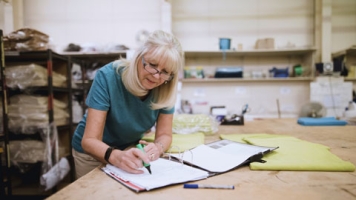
[255,38,275,49]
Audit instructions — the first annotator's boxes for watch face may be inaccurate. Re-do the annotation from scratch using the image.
[323,62,333,73]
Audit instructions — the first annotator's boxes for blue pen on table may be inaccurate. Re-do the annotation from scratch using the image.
[184,184,234,190]
[136,144,152,174]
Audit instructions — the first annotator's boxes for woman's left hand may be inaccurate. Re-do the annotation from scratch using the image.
[139,140,161,161]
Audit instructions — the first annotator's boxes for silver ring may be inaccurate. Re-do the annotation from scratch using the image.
[149,153,155,160]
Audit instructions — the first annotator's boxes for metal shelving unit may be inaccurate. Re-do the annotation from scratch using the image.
[63,51,127,112]
[1,49,76,198]
[0,29,12,199]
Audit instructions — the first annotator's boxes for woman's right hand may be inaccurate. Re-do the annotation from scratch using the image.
[110,148,151,174]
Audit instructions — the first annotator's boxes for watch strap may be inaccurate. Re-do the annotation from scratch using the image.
[104,146,114,164]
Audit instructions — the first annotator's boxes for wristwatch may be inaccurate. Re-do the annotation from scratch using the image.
[104,146,114,164]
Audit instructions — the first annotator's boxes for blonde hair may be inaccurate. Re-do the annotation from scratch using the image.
[117,30,184,110]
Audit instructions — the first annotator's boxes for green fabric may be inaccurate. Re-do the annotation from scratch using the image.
[220,134,355,172]
[142,132,205,153]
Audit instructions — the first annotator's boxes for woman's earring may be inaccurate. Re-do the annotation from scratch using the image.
[164,81,168,84]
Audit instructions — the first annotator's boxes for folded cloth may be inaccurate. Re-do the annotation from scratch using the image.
[220,134,355,172]
[298,117,347,126]
[172,114,219,135]
[142,132,205,153]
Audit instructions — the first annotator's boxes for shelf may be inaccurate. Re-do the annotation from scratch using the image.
[182,76,354,83]
[10,164,71,197]
[332,46,356,82]
[61,51,127,56]
[63,51,126,63]
[181,77,314,83]
[7,86,73,93]
[180,47,318,119]
[184,48,316,58]
[183,48,316,80]
[5,50,69,62]
[332,45,356,59]
[73,80,92,86]
[345,78,356,81]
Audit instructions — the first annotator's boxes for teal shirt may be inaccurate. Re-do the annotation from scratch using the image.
[72,61,174,153]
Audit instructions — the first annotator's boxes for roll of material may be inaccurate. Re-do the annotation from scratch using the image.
[40,157,70,191]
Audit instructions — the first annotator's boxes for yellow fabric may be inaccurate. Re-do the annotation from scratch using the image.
[142,132,205,153]
[220,134,355,172]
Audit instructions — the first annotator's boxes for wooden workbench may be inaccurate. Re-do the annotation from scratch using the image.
[47,118,356,200]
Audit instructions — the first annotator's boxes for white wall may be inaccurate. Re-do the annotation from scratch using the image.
[22,0,165,52]
[0,1,14,34]
[10,0,355,53]
[4,0,356,118]
[181,81,311,118]
[331,0,356,52]
[172,0,315,51]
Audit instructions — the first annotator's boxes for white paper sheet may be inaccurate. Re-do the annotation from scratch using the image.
[170,143,274,173]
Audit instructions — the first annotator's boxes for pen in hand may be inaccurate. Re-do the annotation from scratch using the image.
[136,144,152,174]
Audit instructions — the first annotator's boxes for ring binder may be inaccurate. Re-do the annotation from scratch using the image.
[163,145,194,167]
[169,139,278,173]
[101,139,278,193]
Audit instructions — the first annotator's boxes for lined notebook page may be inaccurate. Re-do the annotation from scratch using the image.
[103,158,209,191]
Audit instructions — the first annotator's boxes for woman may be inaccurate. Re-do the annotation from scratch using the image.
[71,30,184,179]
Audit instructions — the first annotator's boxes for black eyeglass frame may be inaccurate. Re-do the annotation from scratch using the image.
[141,57,174,81]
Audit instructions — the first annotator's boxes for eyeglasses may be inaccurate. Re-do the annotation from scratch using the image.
[142,57,174,81]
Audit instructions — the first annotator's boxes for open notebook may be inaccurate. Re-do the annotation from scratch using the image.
[102,157,209,192]
[170,139,278,175]
[102,139,278,192]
